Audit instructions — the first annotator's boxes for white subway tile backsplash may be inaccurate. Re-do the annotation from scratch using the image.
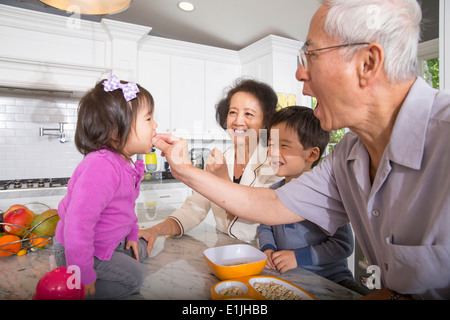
[0,92,81,180]
[0,113,15,121]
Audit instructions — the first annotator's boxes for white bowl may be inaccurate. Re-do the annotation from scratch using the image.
[203,244,267,280]
[213,281,249,298]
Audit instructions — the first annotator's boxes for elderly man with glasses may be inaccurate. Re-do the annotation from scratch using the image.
[152,0,450,300]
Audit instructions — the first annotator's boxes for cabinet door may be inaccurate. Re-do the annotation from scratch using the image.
[170,56,205,139]
[138,51,171,133]
[205,61,240,140]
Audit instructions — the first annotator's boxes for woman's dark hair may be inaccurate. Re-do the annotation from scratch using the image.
[75,79,154,156]
[268,106,330,168]
[215,78,278,131]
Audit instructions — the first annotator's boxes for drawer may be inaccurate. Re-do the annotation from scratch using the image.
[136,187,190,205]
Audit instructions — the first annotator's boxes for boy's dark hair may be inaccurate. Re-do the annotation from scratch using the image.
[216,78,278,132]
[268,106,330,168]
[75,79,154,156]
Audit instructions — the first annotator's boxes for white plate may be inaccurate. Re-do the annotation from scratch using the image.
[248,276,315,300]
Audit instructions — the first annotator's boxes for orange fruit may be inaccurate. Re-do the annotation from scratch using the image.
[17,249,27,256]
[29,233,52,248]
[0,235,22,257]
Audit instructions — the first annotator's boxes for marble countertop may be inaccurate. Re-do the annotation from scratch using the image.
[0,200,361,300]
[0,178,184,200]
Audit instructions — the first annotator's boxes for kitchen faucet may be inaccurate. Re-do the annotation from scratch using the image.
[39,122,67,143]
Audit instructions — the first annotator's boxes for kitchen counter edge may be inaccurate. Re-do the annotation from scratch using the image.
[0,179,184,199]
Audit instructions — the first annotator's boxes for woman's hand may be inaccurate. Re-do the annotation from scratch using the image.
[206,148,230,181]
[138,227,159,255]
[139,219,181,255]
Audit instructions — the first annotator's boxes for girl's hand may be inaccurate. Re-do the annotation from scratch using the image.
[84,281,96,297]
[138,227,159,255]
[271,250,297,273]
[263,249,276,270]
[206,148,229,181]
[125,240,140,261]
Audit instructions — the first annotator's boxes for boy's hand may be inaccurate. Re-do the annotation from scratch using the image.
[271,250,297,273]
[263,249,276,270]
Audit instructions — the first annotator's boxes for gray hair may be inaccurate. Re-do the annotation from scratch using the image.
[318,0,422,83]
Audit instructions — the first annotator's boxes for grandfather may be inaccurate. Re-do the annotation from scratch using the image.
[153,0,450,300]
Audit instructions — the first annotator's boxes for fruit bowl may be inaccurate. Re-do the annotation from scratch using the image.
[203,244,267,280]
[0,203,59,256]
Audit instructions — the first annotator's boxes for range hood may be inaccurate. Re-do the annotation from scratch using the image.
[0,85,83,98]
[0,5,150,97]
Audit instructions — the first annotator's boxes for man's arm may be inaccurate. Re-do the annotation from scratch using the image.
[152,134,303,226]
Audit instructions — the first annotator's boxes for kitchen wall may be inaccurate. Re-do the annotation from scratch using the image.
[0,91,82,180]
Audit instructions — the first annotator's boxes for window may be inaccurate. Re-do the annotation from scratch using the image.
[423,57,440,89]
[418,38,440,89]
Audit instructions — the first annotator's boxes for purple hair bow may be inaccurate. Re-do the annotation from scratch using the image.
[103,73,140,102]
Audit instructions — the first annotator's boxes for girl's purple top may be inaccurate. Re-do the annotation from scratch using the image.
[55,149,145,285]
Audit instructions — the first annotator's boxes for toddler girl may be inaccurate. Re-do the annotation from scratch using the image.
[53,74,157,299]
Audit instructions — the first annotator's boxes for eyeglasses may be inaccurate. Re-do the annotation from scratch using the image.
[298,42,370,70]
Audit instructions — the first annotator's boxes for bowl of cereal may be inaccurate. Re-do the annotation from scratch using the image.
[211,276,316,300]
[212,280,250,299]
[203,244,267,280]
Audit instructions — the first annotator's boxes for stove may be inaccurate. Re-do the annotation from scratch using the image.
[0,178,70,190]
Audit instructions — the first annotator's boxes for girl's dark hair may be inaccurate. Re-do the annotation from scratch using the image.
[75,79,154,156]
[268,106,330,168]
[215,78,278,131]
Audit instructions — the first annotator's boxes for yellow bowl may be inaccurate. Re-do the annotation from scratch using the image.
[203,244,267,280]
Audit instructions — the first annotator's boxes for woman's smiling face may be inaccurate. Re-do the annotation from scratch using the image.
[226,91,265,145]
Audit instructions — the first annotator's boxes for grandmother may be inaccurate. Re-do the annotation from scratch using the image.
[139,78,281,252]
[152,0,450,300]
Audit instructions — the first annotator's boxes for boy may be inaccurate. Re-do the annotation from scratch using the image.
[258,106,369,295]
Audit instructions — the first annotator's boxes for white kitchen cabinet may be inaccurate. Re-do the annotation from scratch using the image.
[137,187,190,205]
[170,55,205,139]
[239,35,306,106]
[138,37,240,140]
[137,51,171,134]
[204,61,240,140]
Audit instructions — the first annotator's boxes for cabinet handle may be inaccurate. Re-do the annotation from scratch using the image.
[159,195,171,198]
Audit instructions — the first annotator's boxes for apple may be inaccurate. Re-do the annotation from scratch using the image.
[3,204,34,219]
[3,208,37,237]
